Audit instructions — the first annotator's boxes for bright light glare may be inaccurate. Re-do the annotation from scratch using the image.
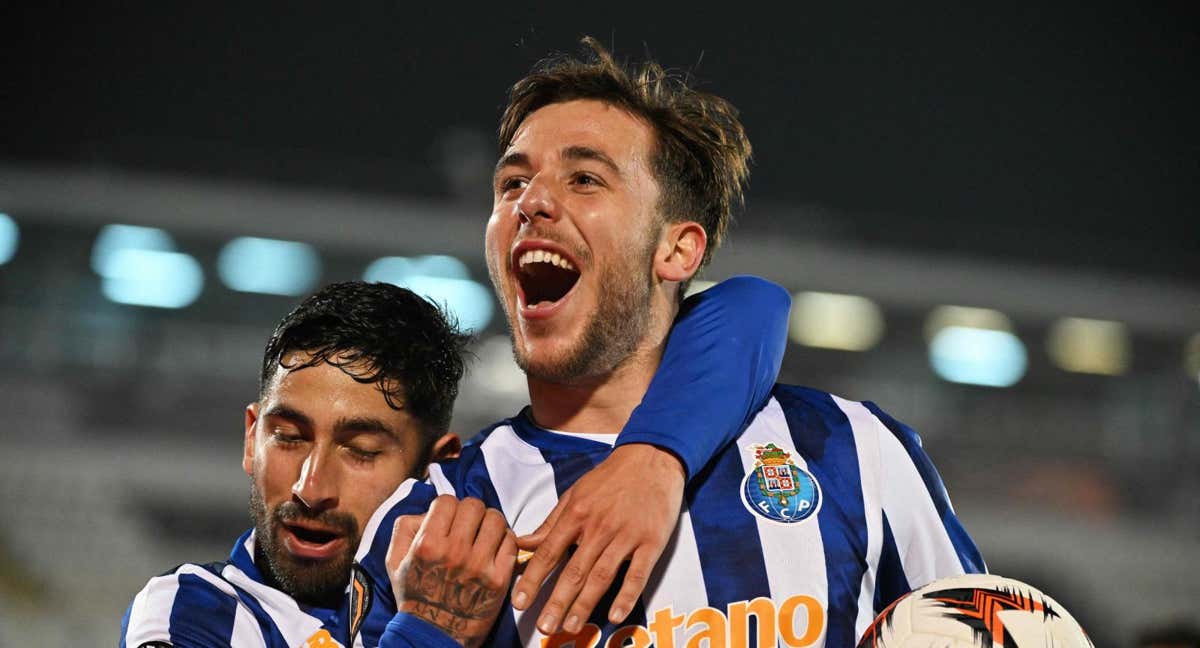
[930,326,1027,387]
[100,249,205,309]
[925,305,1013,341]
[1047,317,1130,376]
[364,255,493,331]
[1185,333,1200,383]
[405,276,494,332]
[0,213,17,265]
[364,255,470,283]
[218,237,320,296]
[92,224,175,275]
[790,291,884,351]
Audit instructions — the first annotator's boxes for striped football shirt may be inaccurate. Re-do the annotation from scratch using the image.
[120,480,442,648]
[422,385,985,648]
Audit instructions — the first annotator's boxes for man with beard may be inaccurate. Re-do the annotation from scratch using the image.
[390,38,985,648]
[121,267,790,646]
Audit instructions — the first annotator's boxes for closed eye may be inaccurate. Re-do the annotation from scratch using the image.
[271,430,304,445]
[346,446,382,463]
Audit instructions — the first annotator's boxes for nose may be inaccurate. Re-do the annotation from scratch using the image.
[291,446,339,513]
[515,175,557,225]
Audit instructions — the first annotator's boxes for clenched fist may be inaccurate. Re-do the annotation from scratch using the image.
[386,495,517,648]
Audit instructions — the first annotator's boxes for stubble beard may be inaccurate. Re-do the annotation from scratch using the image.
[510,238,657,385]
[248,484,357,608]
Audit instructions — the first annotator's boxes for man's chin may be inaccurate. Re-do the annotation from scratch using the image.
[270,551,353,607]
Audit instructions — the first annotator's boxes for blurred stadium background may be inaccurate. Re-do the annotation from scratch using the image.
[2,5,1197,645]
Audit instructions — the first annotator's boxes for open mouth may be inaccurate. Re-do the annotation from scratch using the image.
[281,521,348,560]
[516,248,580,309]
[286,524,340,545]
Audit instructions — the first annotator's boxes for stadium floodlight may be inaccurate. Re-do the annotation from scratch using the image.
[1186,332,1200,384]
[0,213,18,266]
[364,255,494,332]
[790,291,885,351]
[929,326,1027,387]
[92,224,175,276]
[924,305,1014,341]
[100,249,205,309]
[1047,317,1130,376]
[218,236,321,296]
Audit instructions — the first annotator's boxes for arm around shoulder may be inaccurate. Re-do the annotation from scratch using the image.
[615,274,791,478]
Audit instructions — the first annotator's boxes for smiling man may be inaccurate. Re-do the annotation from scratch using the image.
[120,262,792,647]
[391,38,987,648]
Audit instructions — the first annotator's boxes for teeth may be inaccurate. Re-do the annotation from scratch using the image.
[518,249,577,272]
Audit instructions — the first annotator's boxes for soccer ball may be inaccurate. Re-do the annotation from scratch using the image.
[857,573,1094,647]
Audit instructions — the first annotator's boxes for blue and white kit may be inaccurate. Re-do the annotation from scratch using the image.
[120,276,799,647]
[421,386,985,647]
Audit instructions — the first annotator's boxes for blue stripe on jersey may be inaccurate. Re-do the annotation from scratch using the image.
[224,575,291,648]
[509,413,608,497]
[358,482,442,646]
[688,443,771,609]
[873,511,911,613]
[508,414,652,637]
[443,428,529,644]
[775,385,869,648]
[170,572,237,645]
[119,602,133,648]
[861,401,986,574]
[444,421,510,509]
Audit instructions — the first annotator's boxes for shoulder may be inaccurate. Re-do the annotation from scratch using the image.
[122,562,246,647]
[767,384,912,447]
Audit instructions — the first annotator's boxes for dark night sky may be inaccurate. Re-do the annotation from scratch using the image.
[5,4,1198,276]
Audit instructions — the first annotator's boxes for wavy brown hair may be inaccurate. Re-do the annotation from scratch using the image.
[498,37,752,291]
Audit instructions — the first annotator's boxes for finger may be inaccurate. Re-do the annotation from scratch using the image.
[467,508,510,574]
[534,528,611,636]
[446,497,487,561]
[420,494,459,541]
[385,514,424,572]
[606,545,657,624]
[511,502,582,610]
[516,491,568,551]
[562,539,632,633]
[491,529,519,590]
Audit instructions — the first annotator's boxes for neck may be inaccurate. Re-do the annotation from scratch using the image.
[527,299,677,433]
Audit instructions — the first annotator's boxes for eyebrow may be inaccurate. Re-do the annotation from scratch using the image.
[493,151,529,184]
[561,145,622,178]
[263,404,313,429]
[333,416,398,440]
[262,406,397,440]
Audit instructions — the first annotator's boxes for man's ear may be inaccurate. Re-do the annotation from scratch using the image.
[654,220,707,283]
[430,433,463,463]
[243,402,259,477]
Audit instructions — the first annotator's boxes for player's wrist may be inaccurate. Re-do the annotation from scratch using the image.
[609,442,686,482]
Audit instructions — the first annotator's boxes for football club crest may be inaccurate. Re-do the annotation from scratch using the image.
[740,442,821,524]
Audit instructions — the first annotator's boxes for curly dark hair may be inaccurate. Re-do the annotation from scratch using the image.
[498,36,752,293]
[259,281,471,439]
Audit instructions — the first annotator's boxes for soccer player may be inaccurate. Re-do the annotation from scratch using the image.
[121,272,791,646]
[391,38,986,647]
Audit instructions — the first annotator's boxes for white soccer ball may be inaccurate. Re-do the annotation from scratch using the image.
[857,573,1094,647]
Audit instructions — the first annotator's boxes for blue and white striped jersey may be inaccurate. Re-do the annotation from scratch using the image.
[119,276,792,647]
[424,386,985,648]
[120,480,444,648]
